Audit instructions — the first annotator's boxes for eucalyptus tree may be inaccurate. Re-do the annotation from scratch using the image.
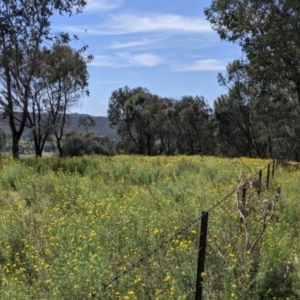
[0,0,86,158]
[215,60,266,157]
[25,49,52,157]
[205,0,300,108]
[46,44,89,157]
[214,93,262,157]
[174,96,214,155]
[108,86,162,155]
[214,59,300,158]
[26,44,89,157]
[154,97,177,155]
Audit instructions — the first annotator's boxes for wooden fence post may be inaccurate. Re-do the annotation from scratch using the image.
[195,212,209,300]
[258,170,262,195]
[266,163,270,190]
[242,184,247,211]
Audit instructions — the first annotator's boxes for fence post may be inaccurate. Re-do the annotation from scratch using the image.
[258,170,262,195]
[266,163,270,190]
[195,211,209,300]
[242,184,247,210]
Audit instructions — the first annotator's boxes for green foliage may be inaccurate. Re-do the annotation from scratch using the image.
[108,86,214,156]
[0,156,298,299]
[213,59,300,160]
[0,0,87,158]
[205,0,300,90]
[62,131,116,157]
[27,44,90,158]
[204,0,300,161]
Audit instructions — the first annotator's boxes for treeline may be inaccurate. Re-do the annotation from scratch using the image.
[4,67,299,159]
[103,78,300,160]
[107,87,213,156]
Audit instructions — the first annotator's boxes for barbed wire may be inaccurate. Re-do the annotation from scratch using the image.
[84,225,204,299]
[84,158,282,299]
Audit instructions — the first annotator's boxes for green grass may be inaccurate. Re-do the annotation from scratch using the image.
[0,156,298,299]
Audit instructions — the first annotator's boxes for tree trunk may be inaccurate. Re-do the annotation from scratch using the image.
[147,134,151,156]
[34,143,42,157]
[268,135,273,158]
[247,142,252,158]
[57,138,63,157]
[33,136,41,157]
[12,134,20,159]
[296,85,300,109]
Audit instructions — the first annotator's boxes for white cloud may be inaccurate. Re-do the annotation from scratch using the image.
[63,13,211,35]
[89,53,163,68]
[172,59,227,71]
[89,55,117,67]
[106,13,211,34]
[84,0,122,12]
[108,37,164,49]
[118,52,164,66]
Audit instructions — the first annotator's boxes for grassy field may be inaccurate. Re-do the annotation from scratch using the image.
[0,155,299,299]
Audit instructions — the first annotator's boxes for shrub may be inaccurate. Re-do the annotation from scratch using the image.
[62,131,116,156]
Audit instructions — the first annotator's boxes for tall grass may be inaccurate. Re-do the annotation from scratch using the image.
[0,156,298,299]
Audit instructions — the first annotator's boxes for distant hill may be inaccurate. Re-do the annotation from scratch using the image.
[64,114,119,140]
[0,113,119,140]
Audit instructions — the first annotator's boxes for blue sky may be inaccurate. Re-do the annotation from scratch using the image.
[53,0,242,116]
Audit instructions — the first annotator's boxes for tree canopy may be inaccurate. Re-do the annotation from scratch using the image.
[0,0,87,158]
[26,44,89,157]
[108,86,214,156]
[205,0,300,106]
